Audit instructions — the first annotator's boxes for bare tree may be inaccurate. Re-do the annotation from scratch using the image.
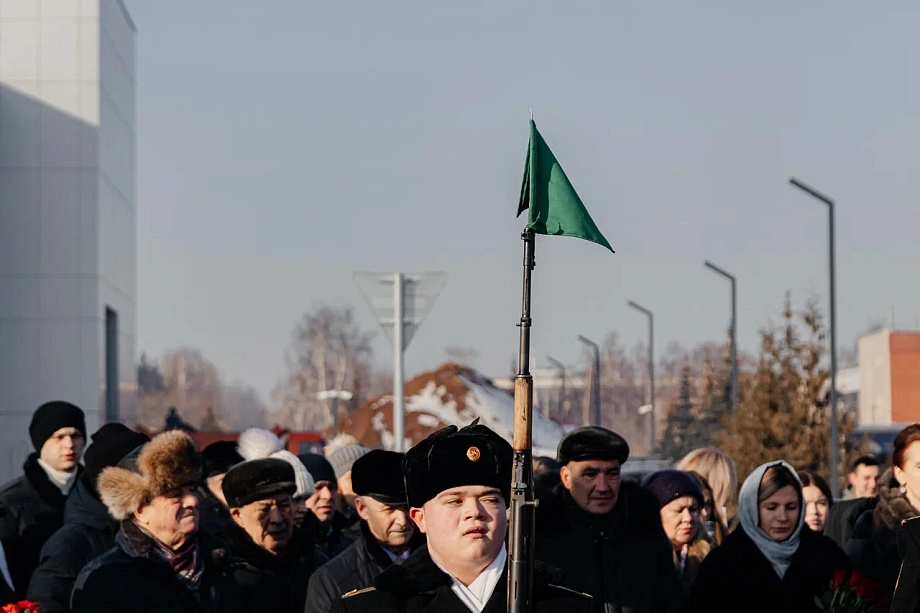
[136,348,225,430]
[272,305,374,431]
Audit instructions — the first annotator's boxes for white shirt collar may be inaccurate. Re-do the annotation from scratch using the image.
[433,545,507,613]
[384,548,410,562]
[0,540,13,592]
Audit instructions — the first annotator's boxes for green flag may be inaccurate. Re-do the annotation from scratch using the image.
[517,120,614,252]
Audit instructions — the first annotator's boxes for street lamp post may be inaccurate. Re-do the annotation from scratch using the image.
[789,177,840,498]
[545,356,567,420]
[577,336,601,427]
[704,261,738,414]
[317,390,354,438]
[628,301,655,453]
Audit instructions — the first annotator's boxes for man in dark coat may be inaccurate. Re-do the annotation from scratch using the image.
[306,450,422,613]
[221,458,326,613]
[71,431,241,613]
[0,401,86,595]
[824,495,878,549]
[27,423,149,612]
[299,453,357,558]
[534,426,684,613]
[197,441,244,542]
[331,422,592,613]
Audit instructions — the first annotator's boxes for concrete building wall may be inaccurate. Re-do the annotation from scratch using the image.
[0,0,135,483]
[858,330,892,427]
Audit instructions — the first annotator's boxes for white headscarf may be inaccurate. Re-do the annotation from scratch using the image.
[738,460,806,579]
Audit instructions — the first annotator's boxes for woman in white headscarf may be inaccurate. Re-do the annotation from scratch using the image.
[690,461,849,613]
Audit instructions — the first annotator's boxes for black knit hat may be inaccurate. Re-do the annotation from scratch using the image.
[202,440,245,479]
[352,450,407,505]
[81,423,150,496]
[405,420,512,509]
[222,458,297,508]
[557,426,629,466]
[298,453,337,484]
[642,469,704,510]
[29,401,86,451]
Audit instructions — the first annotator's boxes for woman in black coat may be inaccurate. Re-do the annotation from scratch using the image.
[691,461,849,613]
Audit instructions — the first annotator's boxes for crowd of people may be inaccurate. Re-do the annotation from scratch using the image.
[0,400,917,612]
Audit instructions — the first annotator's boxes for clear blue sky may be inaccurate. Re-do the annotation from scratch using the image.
[127,0,920,403]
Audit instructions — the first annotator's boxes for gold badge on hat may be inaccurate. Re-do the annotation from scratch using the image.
[466,446,481,462]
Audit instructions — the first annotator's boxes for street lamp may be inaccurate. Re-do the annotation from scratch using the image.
[789,177,840,498]
[628,301,655,453]
[704,261,738,414]
[577,336,601,427]
[545,356,567,419]
[317,390,354,438]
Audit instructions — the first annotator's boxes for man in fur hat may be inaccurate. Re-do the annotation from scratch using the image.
[71,431,240,613]
[331,422,591,613]
[220,457,326,613]
[0,401,86,594]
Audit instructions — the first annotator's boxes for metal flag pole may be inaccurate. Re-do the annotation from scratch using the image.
[508,228,537,613]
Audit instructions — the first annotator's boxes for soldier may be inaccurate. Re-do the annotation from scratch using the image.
[331,422,592,613]
[305,450,421,613]
[535,426,684,613]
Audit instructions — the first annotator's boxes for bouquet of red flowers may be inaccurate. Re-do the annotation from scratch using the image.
[1,602,38,613]
[815,569,890,613]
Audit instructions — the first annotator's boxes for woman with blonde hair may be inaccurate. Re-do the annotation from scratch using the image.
[677,448,738,530]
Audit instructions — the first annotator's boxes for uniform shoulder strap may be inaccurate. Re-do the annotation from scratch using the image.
[342,587,376,598]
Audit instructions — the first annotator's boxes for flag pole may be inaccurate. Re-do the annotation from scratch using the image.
[508,227,537,613]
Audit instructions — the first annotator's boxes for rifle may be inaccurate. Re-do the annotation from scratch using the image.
[507,228,537,613]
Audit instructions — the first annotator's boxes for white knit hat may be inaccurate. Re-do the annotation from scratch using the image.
[237,428,314,498]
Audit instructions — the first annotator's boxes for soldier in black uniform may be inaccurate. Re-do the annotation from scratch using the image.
[330,421,592,613]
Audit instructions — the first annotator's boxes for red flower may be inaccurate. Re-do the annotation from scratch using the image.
[830,568,849,588]
[1,601,39,613]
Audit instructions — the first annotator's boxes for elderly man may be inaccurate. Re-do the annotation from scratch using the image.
[71,431,239,612]
[222,458,325,613]
[306,450,420,613]
[535,426,684,613]
[331,421,591,613]
[0,401,86,594]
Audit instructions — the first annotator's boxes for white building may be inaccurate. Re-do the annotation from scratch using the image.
[0,0,136,483]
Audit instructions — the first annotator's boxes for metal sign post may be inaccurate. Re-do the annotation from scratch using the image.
[355,272,447,452]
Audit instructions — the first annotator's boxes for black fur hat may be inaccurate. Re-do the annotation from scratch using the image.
[352,450,406,505]
[222,458,296,509]
[404,420,512,509]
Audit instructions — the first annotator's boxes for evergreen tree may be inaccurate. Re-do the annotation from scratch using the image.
[714,295,856,489]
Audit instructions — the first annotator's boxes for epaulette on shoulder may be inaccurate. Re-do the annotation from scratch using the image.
[547,583,592,599]
[342,587,376,599]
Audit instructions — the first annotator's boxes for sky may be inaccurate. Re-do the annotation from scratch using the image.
[126,1,920,405]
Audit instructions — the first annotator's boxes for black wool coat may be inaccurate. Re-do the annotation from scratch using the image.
[71,521,242,613]
[690,525,849,613]
[534,482,685,613]
[824,496,878,550]
[195,486,236,543]
[223,522,326,613]
[26,478,118,613]
[329,545,592,613]
[0,454,83,595]
[891,516,920,613]
[305,521,414,613]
